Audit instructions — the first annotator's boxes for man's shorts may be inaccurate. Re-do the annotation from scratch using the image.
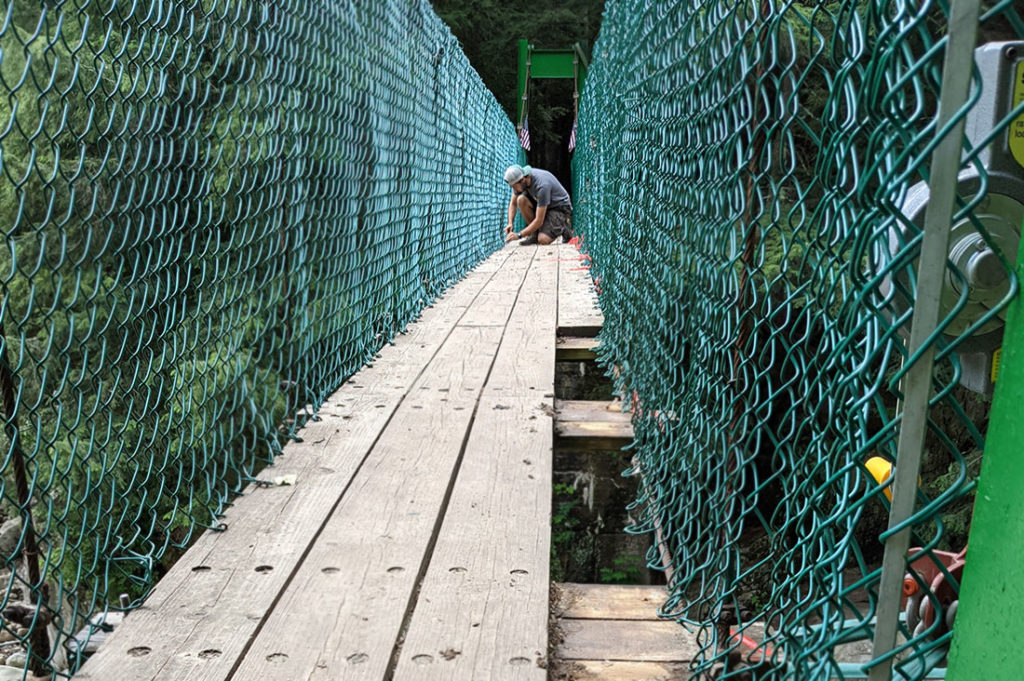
[539,207,573,241]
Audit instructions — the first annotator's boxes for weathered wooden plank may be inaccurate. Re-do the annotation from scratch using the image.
[467,250,512,274]
[557,619,701,663]
[228,249,538,681]
[459,290,522,326]
[418,248,516,311]
[554,400,633,449]
[557,245,603,337]
[455,248,536,327]
[549,659,690,681]
[554,583,666,621]
[476,244,530,280]
[75,247,519,681]
[556,336,601,360]
[228,334,501,681]
[390,246,560,681]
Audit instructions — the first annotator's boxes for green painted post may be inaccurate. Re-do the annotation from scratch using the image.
[517,39,530,127]
[945,235,1024,680]
[573,43,588,86]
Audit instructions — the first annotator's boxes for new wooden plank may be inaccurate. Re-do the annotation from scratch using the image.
[390,246,560,681]
[557,619,701,663]
[554,422,633,449]
[554,583,666,621]
[549,660,689,681]
[555,400,631,424]
[75,247,519,681]
[557,244,603,337]
[555,400,633,449]
[228,248,538,681]
[556,336,601,360]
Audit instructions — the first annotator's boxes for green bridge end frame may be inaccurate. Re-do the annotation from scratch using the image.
[945,233,1024,680]
[516,39,588,127]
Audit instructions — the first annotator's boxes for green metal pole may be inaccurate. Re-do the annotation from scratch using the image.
[573,42,588,86]
[945,234,1024,680]
[517,39,530,127]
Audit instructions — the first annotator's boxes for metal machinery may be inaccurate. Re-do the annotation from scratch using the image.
[887,41,1024,396]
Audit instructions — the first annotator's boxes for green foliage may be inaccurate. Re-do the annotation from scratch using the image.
[0,1,288,607]
[747,592,770,614]
[598,553,644,585]
[550,482,581,582]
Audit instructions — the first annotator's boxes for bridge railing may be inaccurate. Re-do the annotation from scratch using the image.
[574,0,1024,679]
[0,0,516,675]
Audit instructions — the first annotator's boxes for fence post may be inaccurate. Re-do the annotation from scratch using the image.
[944,233,1024,679]
[866,0,982,678]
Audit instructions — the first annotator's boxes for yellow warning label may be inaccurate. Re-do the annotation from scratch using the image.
[1011,61,1024,169]
[992,347,1002,384]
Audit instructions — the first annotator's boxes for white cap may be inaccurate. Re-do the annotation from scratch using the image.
[504,165,524,184]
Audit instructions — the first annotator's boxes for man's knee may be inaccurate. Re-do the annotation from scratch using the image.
[516,194,535,221]
[537,232,554,245]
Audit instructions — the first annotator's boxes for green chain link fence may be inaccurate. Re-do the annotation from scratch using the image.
[0,0,515,675]
[574,0,1024,678]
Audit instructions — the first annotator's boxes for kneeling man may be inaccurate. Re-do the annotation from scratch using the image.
[503,165,573,245]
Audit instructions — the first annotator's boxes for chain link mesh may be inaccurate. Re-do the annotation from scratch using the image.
[0,0,515,675]
[574,0,1024,678]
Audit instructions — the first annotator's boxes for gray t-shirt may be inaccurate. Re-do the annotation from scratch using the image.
[526,169,572,211]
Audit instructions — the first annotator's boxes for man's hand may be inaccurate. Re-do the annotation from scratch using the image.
[504,222,514,235]
[505,231,520,243]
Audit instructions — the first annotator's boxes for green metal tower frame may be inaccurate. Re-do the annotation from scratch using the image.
[516,39,588,130]
[945,230,1024,680]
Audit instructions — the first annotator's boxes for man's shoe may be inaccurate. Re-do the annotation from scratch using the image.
[520,233,539,245]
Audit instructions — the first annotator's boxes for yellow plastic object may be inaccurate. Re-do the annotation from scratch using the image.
[865,456,895,502]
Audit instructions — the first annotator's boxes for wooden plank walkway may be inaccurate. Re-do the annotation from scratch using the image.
[77,243,703,681]
[76,244,563,681]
